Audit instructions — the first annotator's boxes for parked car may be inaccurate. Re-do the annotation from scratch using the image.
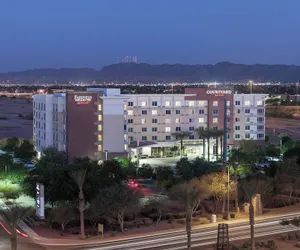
[255,162,270,169]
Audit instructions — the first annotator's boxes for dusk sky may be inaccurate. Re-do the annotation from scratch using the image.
[0,0,300,72]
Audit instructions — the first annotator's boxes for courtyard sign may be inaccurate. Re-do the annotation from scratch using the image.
[74,95,93,104]
[206,90,232,95]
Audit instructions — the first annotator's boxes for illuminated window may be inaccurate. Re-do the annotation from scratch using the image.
[98,105,102,111]
[98,135,102,141]
[213,101,218,106]
[245,100,250,106]
[257,100,263,106]
[165,101,171,106]
[98,115,102,121]
[188,101,195,107]
[98,125,102,131]
[141,119,146,124]
[124,104,127,110]
[165,127,171,132]
[175,118,180,123]
[128,110,133,116]
[165,118,171,124]
[198,101,205,107]
[213,118,218,123]
[227,101,230,106]
[141,101,147,107]
[199,118,204,123]
[124,134,127,140]
[175,101,181,106]
[124,144,128,150]
[152,110,158,115]
[98,145,102,151]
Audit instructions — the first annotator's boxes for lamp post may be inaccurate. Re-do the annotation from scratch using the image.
[105,150,108,161]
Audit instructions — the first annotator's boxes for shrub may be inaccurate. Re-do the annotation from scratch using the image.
[174,212,186,219]
[222,213,229,220]
[296,242,300,248]
[165,213,174,220]
[199,217,210,224]
[230,213,236,219]
[148,213,158,221]
[176,219,186,225]
[142,218,152,226]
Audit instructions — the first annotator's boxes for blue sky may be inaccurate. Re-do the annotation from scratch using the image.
[0,0,300,71]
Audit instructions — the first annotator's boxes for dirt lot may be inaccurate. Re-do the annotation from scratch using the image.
[0,97,33,139]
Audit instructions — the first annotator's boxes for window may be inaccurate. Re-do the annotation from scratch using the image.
[152,127,157,132]
[175,127,181,132]
[213,118,218,123]
[165,118,171,123]
[245,109,250,114]
[165,127,171,132]
[257,117,264,122]
[235,134,240,139]
[213,109,218,115]
[152,110,158,115]
[257,109,264,114]
[227,100,230,106]
[128,102,133,107]
[235,118,240,122]
[175,101,181,106]
[189,118,193,123]
[245,125,250,130]
[199,118,204,123]
[166,110,171,115]
[189,109,195,115]
[98,145,102,151]
[124,104,127,111]
[213,101,218,106]
[245,100,251,106]
[98,125,102,131]
[142,136,147,141]
[257,100,263,106]
[142,110,147,115]
[128,119,133,124]
[165,101,171,106]
[245,134,250,139]
[235,101,241,105]
[175,118,180,123]
[127,110,133,116]
[237,109,241,114]
[245,117,250,122]
[142,128,147,132]
[257,125,264,130]
[141,101,147,107]
[188,101,195,107]
[189,135,194,139]
[98,105,102,111]
[199,109,204,114]
[141,119,146,124]
[152,101,158,106]
[235,126,240,130]
[152,118,157,123]
[258,134,264,139]
[152,136,157,141]
[128,127,133,132]
[166,136,171,140]
[189,127,194,131]
[124,144,128,150]
[198,101,205,107]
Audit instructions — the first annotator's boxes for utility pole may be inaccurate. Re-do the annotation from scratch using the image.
[223,99,230,219]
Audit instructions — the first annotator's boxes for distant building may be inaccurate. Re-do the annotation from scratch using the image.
[117,56,138,64]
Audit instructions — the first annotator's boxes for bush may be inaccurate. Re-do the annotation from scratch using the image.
[174,212,186,219]
[148,213,159,222]
[222,213,229,220]
[142,218,152,226]
[168,218,174,224]
[199,217,210,224]
[230,213,236,219]
[176,219,186,225]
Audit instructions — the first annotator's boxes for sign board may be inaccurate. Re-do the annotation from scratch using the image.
[206,90,232,96]
[36,183,45,219]
[98,223,104,237]
[74,95,93,105]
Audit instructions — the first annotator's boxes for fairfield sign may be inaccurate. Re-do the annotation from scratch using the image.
[74,95,93,104]
[206,90,232,96]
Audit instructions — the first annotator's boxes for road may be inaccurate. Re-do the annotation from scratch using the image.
[38,213,300,250]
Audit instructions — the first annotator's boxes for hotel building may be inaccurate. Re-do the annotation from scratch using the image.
[33,88,266,162]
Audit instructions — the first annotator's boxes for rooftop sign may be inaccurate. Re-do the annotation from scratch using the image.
[74,95,93,104]
[206,90,232,95]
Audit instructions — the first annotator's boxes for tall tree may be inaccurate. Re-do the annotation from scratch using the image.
[171,131,191,158]
[2,138,20,154]
[196,128,216,161]
[169,180,202,250]
[92,184,141,232]
[14,139,36,161]
[0,204,33,250]
[70,168,87,239]
[196,128,208,159]
[175,157,194,181]
[213,129,224,161]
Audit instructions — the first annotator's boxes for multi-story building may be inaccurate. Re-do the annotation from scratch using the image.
[33,88,267,162]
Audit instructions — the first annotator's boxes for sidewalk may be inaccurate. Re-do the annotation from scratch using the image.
[19,210,300,247]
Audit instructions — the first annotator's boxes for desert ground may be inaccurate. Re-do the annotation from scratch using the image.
[0,97,33,139]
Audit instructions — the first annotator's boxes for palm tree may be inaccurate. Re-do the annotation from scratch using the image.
[196,128,208,160]
[169,180,202,250]
[171,131,192,158]
[70,168,87,239]
[212,129,224,161]
[241,178,259,250]
[0,204,33,250]
[197,128,216,161]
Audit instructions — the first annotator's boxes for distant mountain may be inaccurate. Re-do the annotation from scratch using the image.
[1,62,300,84]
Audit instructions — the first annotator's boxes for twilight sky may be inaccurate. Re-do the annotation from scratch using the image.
[0,0,300,72]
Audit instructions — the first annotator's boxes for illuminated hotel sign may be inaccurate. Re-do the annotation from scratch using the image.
[74,95,93,104]
[206,90,232,96]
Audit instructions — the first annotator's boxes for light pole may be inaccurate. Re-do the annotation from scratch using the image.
[249,80,254,94]
[105,150,108,161]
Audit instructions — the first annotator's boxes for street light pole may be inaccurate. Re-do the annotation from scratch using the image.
[105,150,108,161]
